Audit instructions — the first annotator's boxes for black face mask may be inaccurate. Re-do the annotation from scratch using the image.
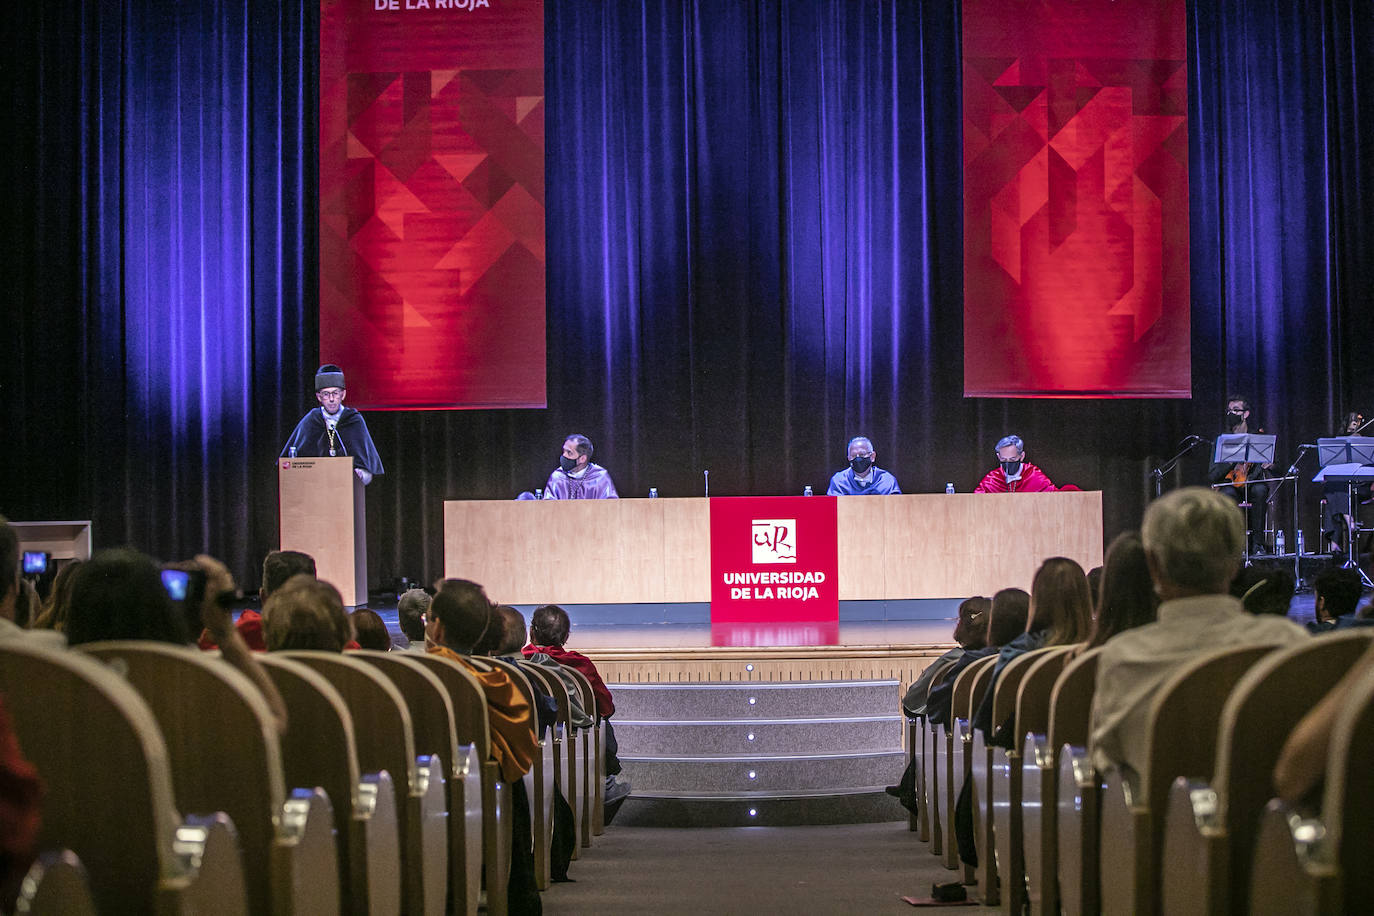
[560,454,578,473]
[850,455,873,474]
[1000,460,1023,478]
[1225,411,1245,428]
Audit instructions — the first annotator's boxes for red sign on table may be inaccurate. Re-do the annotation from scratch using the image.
[709,497,839,647]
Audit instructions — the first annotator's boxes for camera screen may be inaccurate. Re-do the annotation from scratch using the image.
[161,569,191,601]
[22,552,49,575]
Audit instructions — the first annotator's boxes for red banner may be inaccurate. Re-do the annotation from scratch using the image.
[962,0,1189,398]
[709,497,839,647]
[320,0,546,409]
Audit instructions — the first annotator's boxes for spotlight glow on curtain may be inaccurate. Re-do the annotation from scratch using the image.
[962,0,1190,398]
[319,0,546,409]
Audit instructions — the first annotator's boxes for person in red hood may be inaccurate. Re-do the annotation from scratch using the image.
[974,434,1058,493]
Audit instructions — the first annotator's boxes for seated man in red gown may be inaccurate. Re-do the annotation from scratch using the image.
[974,434,1057,493]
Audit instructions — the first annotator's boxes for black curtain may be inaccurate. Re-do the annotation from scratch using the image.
[2,1,1372,590]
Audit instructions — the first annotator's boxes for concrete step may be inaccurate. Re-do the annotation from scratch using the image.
[609,679,900,721]
[620,750,905,793]
[613,787,906,828]
[612,715,901,756]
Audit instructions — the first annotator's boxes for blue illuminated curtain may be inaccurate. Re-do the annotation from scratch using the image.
[2,0,1372,585]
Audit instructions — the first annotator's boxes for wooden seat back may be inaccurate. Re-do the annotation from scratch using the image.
[279,651,445,916]
[78,641,335,916]
[1014,647,1075,752]
[562,666,602,843]
[1047,647,1103,751]
[256,654,402,916]
[1316,653,1374,910]
[0,642,248,915]
[990,647,1061,742]
[14,849,97,916]
[1214,631,1373,910]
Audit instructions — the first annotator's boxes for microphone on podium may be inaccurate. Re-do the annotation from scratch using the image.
[704,469,709,498]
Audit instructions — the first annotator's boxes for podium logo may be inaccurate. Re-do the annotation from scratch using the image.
[752,519,797,564]
[281,461,292,469]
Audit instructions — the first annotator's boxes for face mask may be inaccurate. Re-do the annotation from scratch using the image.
[850,455,873,474]
[1000,460,1023,478]
[560,454,578,473]
[1225,411,1245,427]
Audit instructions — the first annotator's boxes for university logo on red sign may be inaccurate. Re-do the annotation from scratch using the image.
[709,497,839,647]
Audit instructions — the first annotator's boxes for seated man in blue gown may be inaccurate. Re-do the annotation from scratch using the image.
[826,436,901,495]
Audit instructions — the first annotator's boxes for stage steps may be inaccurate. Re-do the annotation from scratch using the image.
[610,679,906,827]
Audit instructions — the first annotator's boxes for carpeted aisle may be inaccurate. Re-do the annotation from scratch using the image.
[540,822,979,914]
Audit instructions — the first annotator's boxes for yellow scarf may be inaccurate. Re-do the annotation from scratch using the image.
[428,645,537,781]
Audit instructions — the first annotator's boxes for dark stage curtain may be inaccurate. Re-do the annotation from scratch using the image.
[2,1,1372,589]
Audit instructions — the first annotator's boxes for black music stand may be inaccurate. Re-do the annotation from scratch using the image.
[1211,434,1277,566]
[1314,436,1374,588]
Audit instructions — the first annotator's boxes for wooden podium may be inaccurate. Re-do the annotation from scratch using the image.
[278,456,367,606]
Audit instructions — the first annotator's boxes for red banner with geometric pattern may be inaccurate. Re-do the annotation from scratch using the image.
[962,0,1189,398]
[319,0,545,409]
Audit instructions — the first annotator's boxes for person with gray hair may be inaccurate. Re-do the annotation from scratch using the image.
[826,436,901,495]
[974,433,1057,492]
[395,587,431,652]
[1088,486,1306,776]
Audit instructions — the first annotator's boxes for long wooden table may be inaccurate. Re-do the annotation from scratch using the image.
[443,492,1103,605]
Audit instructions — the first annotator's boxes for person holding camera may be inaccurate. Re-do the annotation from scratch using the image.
[0,516,65,647]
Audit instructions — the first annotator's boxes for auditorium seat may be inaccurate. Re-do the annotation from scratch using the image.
[14,849,97,916]
[907,657,957,842]
[562,666,604,843]
[518,662,582,860]
[78,642,339,916]
[255,654,403,916]
[1045,648,1103,916]
[484,656,557,890]
[964,657,1000,900]
[1160,630,1373,915]
[277,651,448,916]
[944,655,997,873]
[990,646,1073,916]
[409,653,515,915]
[1248,655,1374,915]
[1019,647,1094,916]
[350,650,484,915]
[0,642,250,915]
[1097,643,1280,915]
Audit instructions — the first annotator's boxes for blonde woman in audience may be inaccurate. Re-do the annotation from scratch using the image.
[30,559,82,632]
[262,575,351,652]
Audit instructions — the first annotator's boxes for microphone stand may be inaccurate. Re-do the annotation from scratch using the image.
[1269,443,1316,589]
[1151,435,1211,499]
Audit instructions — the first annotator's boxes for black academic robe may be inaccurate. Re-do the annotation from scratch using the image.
[280,407,385,476]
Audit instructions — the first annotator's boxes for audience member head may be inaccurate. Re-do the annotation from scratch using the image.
[1230,566,1296,616]
[0,515,18,621]
[263,575,350,652]
[986,588,1031,647]
[66,548,189,646]
[32,560,84,631]
[350,608,392,651]
[1141,486,1243,599]
[1313,567,1363,622]
[531,604,573,648]
[261,549,317,600]
[1027,557,1093,646]
[490,606,529,656]
[428,578,495,654]
[1088,531,1158,648]
[952,596,991,651]
[397,588,432,643]
[1086,566,1104,611]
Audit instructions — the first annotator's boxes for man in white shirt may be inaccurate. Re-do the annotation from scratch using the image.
[1089,486,1306,776]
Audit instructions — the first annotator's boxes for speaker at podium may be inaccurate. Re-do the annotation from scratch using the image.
[278,456,367,606]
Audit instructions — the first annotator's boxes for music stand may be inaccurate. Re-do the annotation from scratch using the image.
[1212,434,1277,565]
[1313,437,1374,587]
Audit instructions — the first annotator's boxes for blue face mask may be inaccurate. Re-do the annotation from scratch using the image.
[850,455,873,474]
[560,454,578,473]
